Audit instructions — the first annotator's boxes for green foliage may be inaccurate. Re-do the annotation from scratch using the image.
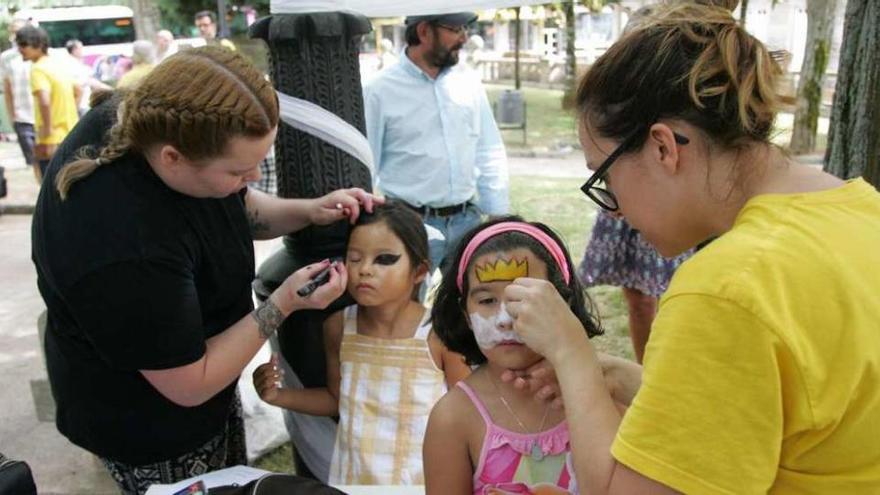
[0,17,10,52]
[580,0,620,12]
[154,0,270,37]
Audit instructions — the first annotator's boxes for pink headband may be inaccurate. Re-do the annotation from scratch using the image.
[456,222,571,291]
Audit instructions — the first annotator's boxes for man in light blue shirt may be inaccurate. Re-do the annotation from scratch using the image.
[363,11,509,272]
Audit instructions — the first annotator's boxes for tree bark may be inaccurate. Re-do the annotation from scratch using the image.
[130,0,161,42]
[823,0,880,188]
[562,1,577,109]
[789,0,837,154]
[739,0,749,26]
[514,7,521,90]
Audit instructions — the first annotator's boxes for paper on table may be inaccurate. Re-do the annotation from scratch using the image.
[333,486,425,495]
[143,465,272,495]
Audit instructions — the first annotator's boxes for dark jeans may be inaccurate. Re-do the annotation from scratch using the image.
[13,122,35,166]
[423,204,483,273]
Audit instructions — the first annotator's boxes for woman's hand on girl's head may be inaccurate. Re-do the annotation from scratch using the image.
[504,277,590,365]
[310,188,385,226]
[252,354,283,405]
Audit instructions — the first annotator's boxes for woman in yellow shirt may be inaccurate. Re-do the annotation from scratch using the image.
[503,2,880,494]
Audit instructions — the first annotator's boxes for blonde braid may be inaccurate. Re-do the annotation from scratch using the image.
[56,115,131,200]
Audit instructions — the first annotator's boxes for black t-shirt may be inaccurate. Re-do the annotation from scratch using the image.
[32,97,255,465]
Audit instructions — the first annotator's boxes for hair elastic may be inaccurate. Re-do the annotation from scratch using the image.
[456,222,571,291]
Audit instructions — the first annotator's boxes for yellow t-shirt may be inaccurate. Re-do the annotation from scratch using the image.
[116,63,155,88]
[30,55,79,145]
[612,179,880,494]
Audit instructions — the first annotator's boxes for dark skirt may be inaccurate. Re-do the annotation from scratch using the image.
[578,211,693,298]
[99,390,247,495]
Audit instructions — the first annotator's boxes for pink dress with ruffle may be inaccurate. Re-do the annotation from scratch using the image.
[457,382,578,495]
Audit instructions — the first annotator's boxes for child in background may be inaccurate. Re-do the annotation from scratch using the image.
[424,217,602,494]
[254,201,471,485]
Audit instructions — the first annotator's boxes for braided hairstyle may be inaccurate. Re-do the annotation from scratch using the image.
[56,46,279,200]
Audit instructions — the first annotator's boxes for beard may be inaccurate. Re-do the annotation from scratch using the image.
[428,42,463,69]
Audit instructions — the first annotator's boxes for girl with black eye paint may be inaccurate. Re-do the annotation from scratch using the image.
[253,201,471,485]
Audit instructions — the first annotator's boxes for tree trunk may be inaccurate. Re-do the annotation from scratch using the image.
[514,7,521,90]
[130,0,161,41]
[562,1,577,109]
[739,0,749,26]
[823,0,880,188]
[789,0,837,154]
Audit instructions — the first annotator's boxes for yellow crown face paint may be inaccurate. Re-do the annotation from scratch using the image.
[475,257,528,283]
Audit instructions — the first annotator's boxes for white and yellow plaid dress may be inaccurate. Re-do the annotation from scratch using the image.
[328,304,446,485]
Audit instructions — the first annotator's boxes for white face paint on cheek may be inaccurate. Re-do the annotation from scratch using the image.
[469,302,524,350]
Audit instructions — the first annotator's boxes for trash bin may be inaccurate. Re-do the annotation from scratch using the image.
[495,89,526,144]
[497,89,525,126]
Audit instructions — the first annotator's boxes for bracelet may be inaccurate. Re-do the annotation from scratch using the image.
[252,298,285,339]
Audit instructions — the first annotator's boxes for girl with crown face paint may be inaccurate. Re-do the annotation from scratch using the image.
[425,217,603,494]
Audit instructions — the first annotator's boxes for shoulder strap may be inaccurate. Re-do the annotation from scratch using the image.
[414,309,432,340]
[342,305,358,336]
[456,381,492,426]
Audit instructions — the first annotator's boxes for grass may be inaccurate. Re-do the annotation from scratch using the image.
[254,443,295,474]
[484,84,830,156]
[253,175,633,471]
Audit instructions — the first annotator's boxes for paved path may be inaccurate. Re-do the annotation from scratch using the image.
[0,214,118,494]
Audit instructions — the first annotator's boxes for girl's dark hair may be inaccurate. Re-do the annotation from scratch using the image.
[577,2,790,155]
[350,201,429,300]
[432,216,602,366]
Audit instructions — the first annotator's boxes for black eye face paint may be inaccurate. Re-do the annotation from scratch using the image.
[375,253,401,266]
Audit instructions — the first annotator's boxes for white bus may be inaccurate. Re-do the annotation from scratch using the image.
[14,5,135,83]
[14,6,135,60]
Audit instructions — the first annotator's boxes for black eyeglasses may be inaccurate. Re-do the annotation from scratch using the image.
[580,129,690,211]
[435,23,469,36]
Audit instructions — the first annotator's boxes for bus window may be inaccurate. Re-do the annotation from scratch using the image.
[40,18,135,48]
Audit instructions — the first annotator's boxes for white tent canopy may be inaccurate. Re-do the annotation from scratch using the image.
[271,0,550,17]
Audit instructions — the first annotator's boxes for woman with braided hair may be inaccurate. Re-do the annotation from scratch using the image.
[500,1,880,493]
[32,46,380,494]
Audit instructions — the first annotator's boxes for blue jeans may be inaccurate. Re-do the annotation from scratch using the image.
[423,204,483,274]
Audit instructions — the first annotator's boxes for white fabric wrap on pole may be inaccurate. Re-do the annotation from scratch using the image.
[275,91,375,176]
[271,0,549,17]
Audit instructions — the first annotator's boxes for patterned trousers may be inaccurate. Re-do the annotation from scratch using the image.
[99,391,247,495]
